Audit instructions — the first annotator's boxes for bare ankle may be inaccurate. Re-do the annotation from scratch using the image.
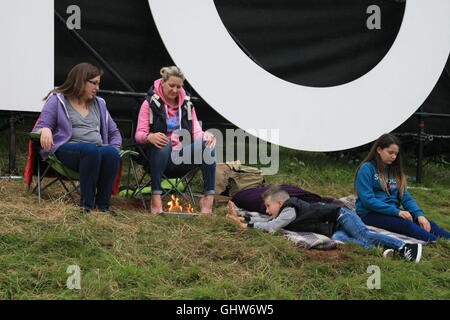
[151,195,163,213]
[200,195,214,213]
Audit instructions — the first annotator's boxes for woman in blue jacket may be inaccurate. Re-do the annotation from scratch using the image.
[354,133,450,242]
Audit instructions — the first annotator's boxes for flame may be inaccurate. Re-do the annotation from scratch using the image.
[186,203,195,213]
[166,195,195,213]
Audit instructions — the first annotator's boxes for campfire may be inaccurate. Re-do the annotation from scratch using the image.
[166,195,195,214]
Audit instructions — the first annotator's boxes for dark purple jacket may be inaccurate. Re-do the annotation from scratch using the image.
[33,93,122,160]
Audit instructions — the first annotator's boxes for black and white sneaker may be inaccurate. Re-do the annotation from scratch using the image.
[401,243,422,263]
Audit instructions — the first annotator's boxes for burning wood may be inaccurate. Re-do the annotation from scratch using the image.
[166,195,195,213]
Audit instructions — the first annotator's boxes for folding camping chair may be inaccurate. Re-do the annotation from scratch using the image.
[121,142,200,211]
[26,132,141,205]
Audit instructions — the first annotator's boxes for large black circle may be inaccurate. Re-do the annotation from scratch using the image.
[215,0,405,87]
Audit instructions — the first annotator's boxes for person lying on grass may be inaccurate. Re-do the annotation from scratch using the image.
[226,186,422,263]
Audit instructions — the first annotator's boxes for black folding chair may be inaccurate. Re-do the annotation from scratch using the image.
[27,132,140,205]
[121,142,200,210]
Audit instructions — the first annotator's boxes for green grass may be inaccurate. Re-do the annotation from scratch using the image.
[0,123,449,299]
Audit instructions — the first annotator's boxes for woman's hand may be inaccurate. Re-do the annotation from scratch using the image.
[40,128,54,150]
[204,131,216,148]
[418,216,431,233]
[398,210,413,221]
[147,132,169,149]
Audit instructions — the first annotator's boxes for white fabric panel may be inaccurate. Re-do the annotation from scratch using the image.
[0,0,54,112]
[149,0,450,151]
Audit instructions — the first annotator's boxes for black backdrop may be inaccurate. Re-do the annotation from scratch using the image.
[54,0,450,141]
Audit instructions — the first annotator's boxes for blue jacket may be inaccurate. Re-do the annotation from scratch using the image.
[355,162,424,219]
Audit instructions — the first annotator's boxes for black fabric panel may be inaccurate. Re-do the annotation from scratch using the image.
[215,0,405,87]
[54,0,228,129]
[214,0,449,136]
[53,0,449,138]
[396,56,450,137]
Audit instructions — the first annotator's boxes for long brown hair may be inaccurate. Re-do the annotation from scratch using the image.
[43,62,104,101]
[354,133,406,198]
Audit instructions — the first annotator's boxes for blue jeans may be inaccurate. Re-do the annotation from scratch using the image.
[55,142,120,210]
[332,208,405,250]
[146,139,216,195]
[361,213,450,242]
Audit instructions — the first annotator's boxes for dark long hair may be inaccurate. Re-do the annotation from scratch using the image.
[43,62,103,101]
[354,133,406,198]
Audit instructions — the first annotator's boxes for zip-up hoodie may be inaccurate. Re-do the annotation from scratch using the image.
[355,162,424,219]
[33,93,122,160]
[135,78,204,150]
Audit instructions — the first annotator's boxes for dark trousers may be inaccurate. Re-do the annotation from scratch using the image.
[56,142,120,210]
[146,139,216,195]
[361,213,450,242]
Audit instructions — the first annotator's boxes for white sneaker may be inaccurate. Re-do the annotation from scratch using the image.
[383,249,395,258]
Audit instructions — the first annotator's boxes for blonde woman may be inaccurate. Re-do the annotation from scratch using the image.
[135,66,216,214]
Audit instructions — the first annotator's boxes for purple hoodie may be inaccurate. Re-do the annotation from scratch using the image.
[33,93,122,160]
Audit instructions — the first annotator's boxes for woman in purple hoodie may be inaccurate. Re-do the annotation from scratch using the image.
[33,63,122,213]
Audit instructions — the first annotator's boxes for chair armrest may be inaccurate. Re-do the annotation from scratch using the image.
[119,149,140,159]
[29,132,41,141]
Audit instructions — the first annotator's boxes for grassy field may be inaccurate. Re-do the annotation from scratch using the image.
[0,124,449,300]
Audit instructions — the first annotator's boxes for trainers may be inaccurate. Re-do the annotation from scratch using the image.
[401,243,422,263]
[383,249,395,258]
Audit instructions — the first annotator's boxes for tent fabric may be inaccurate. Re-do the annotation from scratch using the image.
[54,0,449,136]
